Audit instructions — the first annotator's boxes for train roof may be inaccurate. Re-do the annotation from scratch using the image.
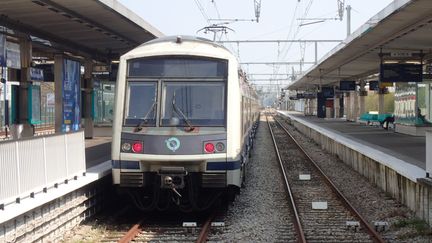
[139,35,231,52]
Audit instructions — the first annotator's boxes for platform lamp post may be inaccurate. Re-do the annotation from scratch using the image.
[18,38,34,137]
[1,74,8,138]
[0,34,7,137]
[83,60,94,139]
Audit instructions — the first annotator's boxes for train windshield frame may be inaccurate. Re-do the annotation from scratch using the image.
[124,56,228,128]
[124,81,158,126]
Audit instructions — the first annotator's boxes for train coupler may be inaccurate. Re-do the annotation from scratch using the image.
[159,166,187,190]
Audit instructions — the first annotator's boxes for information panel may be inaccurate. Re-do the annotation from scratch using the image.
[339,80,356,91]
[0,34,5,67]
[28,84,42,124]
[62,59,81,132]
[321,87,334,98]
[380,64,423,82]
[369,81,379,91]
[6,41,20,69]
[30,67,44,81]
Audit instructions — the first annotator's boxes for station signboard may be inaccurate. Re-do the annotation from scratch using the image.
[321,87,334,98]
[369,81,379,91]
[303,92,317,99]
[369,81,392,91]
[339,80,356,91]
[92,65,110,73]
[390,51,413,58]
[296,92,316,99]
[35,64,54,82]
[296,93,305,99]
[380,63,422,82]
[30,67,44,81]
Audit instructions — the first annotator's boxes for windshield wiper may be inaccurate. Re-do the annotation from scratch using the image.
[172,92,195,132]
[134,101,157,132]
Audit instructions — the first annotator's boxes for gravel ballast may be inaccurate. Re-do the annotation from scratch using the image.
[277,114,432,242]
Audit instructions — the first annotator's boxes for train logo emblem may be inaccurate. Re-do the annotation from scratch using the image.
[165,137,180,152]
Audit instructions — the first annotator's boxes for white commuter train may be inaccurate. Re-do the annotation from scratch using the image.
[112,36,260,211]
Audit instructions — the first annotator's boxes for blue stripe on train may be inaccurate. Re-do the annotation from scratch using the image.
[206,161,241,170]
[112,160,140,169]
[113,160,240,171]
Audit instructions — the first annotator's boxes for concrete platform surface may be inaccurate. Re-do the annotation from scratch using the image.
[278,111,425,170]
[85,127,112,168]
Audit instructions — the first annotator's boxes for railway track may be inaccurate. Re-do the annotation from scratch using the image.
[266,113,385,243]
[98,208,223,242]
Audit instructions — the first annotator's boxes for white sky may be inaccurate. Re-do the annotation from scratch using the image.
[118,0,393,91]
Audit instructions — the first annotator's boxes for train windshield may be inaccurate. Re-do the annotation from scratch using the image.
[125,56,227,128]
[124,82,157,126]
[161,82,226,127]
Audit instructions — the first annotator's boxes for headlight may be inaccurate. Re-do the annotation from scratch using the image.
[121,142,131,152]
[215,142,225,152]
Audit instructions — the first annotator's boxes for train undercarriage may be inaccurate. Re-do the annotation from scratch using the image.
[118,171,239,212]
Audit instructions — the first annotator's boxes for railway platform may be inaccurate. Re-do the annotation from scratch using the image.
[0,1,161,241]
[278,110,432,225]
[279,111,425,170]
[0,128,113,242]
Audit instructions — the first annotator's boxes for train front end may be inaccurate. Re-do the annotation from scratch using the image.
[111,37,241,211]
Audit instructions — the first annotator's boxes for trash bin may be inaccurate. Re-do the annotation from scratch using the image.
[10,124,23,139]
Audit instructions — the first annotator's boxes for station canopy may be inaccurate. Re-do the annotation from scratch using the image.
[288,0,432,91]
[0,0,163,62]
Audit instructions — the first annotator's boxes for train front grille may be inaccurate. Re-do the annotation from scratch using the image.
[120,172,144,187]
[201,173,226,188]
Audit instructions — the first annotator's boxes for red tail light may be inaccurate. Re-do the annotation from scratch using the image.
[132,142,143,153]
[204,142,215,153]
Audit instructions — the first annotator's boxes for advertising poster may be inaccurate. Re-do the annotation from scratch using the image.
[6,41,20,69]
[394,83,416,125]
[62,59,81,132]
[28,85,41,124]
[0,34,5,67]
[46,93,55,108]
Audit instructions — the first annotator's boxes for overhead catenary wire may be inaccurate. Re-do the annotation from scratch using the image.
[272,0,314,84]
[194,0,210,24]
[212,0,222,20]
[200,0,324,93]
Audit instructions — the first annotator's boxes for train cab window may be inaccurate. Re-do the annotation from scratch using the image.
[160,82,226,127]
[124,82,157,126]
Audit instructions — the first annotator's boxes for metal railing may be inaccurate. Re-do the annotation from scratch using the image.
[0,131,86,205]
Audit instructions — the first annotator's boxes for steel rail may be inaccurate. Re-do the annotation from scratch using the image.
[196,211,216,243]
[118,220,142,243]
[273,115,385,243]
[266,113,307,243]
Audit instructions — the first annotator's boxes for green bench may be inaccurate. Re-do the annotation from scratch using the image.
[359,113,394,128]
[359,113,378,124]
